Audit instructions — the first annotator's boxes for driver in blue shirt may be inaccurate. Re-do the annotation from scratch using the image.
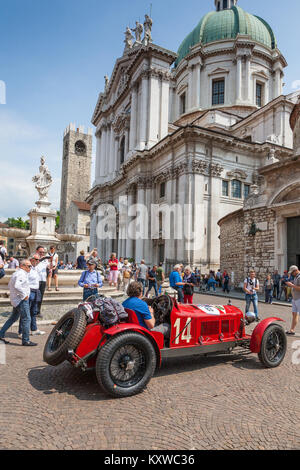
[123,282,170,338]
[123,282,155,329]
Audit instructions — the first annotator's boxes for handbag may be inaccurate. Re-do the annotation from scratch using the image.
[183,283,193,296]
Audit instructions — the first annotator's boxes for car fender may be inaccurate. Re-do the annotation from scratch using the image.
[250,318,285,353]
[104,323,164,367]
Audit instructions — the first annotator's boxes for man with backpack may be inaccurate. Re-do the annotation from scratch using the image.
[78,259,103,301]
[244,270,260,322]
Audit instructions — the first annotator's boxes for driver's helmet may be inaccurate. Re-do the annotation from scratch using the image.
[245,312,256,324]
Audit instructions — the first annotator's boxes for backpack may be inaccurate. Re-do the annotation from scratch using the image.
[0,248,5,261]
[93,297,128,327]
[246,277,258,288]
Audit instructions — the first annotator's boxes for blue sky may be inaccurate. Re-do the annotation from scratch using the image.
[0,0,299,221]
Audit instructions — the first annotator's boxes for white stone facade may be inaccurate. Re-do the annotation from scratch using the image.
[88,3,299,272]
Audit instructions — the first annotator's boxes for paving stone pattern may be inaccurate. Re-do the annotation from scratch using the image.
[0,293,299,450]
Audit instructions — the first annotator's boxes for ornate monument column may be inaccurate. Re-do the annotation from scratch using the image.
[26,157,59,253]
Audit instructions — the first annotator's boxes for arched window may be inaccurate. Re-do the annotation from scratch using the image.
[120,136,125,165]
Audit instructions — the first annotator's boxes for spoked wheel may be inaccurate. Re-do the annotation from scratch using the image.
[96,332,157,397]
[258,324,287,368]
[43,309,87,366]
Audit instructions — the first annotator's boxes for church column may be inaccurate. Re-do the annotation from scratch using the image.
[109,125,115,175]
[139,72,149,150]
[274,67,282,98]
[100,126,106,177]
[135,183,145,263]
[129,84,137,151]
[195,62,201,108]
[95,133,101,180]
[125,125,130,159]
[160,77,170,140]
[143,181,152,265]
[148,72,160,147]
[236,55,242,103]
[114,136,120,174]
[245,55,251,103]
[188,65,193,111]
[125,189,135,259]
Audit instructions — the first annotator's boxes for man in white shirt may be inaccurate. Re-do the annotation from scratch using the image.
[244,269,260,322]
[0,241,6,279]
[0,259,37,346]
[47,245,59,291]
[0,241,7,261]
[7,257,19,269]
[18,255,45,337]
[35,246,49,318]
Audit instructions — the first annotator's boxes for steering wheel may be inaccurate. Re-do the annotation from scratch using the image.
[151,295,173,325]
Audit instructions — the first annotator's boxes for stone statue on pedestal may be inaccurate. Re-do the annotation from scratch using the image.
[124,27,134,50]
[143,14,153,45]
[32,157,53,202]
[133,21,143,44]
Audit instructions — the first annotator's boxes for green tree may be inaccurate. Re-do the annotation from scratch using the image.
[55,211,60,231]
[4,217,30,230]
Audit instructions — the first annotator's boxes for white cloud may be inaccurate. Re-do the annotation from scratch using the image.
[0,110,61,219]
[291,80,300,91]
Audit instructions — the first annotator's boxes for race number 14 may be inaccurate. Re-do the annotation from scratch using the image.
[174,317,192,344]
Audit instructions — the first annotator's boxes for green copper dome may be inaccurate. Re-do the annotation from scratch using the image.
[175,6,277,67]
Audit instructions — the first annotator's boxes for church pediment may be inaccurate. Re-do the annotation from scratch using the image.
[226,169,247,180]
[272,181,300,205]
[208,67,230,76]
[252,70,269,80]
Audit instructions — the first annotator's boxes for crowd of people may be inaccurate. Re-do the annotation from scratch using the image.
[0,240,299,343]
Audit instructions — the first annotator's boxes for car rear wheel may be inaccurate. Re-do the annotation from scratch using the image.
[258,324,287,368]
[96,332,157,398]
[43,308,87,366]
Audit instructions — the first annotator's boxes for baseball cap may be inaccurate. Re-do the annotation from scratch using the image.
[288,265,299,275]
[87,259,97,266]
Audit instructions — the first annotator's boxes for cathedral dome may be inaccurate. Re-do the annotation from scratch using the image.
[175,5,277,67]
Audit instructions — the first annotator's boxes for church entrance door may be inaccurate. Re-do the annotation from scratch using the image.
[287,217,300,268]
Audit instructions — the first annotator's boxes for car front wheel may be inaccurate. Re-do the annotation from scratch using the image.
[258,324,287,368]
[96,332,157,398]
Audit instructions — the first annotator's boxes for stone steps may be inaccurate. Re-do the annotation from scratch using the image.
[0,284,125,307]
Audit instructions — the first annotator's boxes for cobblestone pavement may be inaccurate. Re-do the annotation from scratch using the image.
[0,293,299,450]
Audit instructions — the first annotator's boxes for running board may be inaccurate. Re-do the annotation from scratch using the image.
[161,340,248,359]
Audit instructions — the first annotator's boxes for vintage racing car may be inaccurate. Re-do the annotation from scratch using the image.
[43,295,287,398]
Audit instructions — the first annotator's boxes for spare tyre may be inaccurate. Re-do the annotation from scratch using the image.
[43,308,87,366]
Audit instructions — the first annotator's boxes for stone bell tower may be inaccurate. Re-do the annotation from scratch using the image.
[59,123,93,233]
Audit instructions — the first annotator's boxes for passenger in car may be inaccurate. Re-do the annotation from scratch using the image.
[123,282,155,330]
[123,282,170,338]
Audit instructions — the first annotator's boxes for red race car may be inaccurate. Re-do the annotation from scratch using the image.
[43,295,287,398]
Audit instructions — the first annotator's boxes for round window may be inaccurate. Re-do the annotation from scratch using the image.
[75,140,86,155]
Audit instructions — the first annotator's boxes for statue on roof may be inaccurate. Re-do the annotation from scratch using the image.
[124,26,134,51]
[133,21,143,44]
[143,14,153,45]
[104,75,109,92]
